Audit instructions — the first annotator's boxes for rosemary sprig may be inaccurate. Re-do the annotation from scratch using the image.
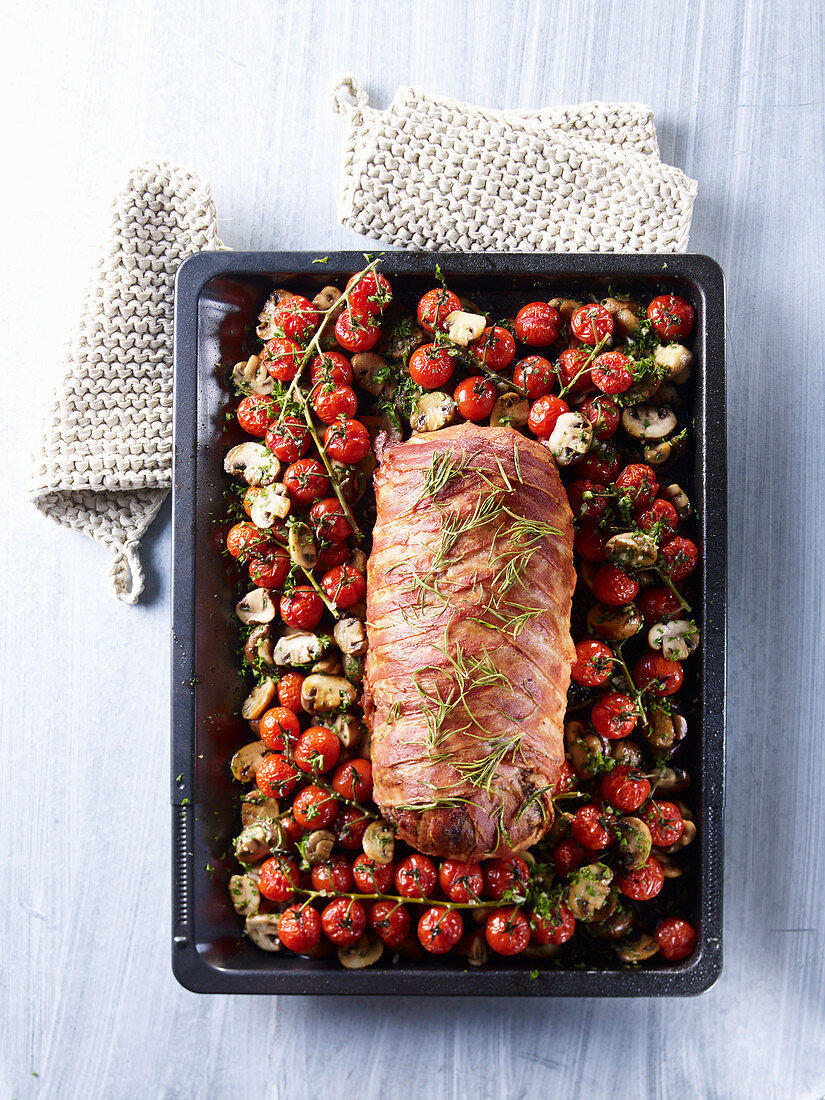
[418,450,470,503]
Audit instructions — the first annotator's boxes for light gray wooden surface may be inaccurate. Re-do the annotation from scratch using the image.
[2,1,824,1097]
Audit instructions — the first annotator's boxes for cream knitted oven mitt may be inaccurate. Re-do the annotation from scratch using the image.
[31,162,222,603]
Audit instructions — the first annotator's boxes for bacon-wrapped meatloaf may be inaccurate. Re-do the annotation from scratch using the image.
[363,424,575,861]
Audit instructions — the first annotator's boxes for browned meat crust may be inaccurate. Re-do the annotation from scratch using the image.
[363,424,575,861]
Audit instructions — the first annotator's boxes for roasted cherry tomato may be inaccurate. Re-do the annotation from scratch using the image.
[321,898,366,946]
[647,294,695,340]
[638,586,682,624]
[248,551,290,589]
[591,351,634,395]
[323,418,371,463]
[283,459,329,505]
[482,855,530,901]
[334,805,371,850]
[566,479,610,522]
[552,838,586,878]
[513,355,556,399]
[514,302,561,346]
[634,653,684,696]
[571,639,613,686]
[260,337,305,382]
[321,564,366,610]
[439,860,484,903]
[277,672,304,712]
[294,726,341,773]
[592,564,639,606]
[600,766,651,813]
[293,785,339,829]
[258,855,300,902]
[591,692,638,740]
[309,497,352,542]
[226,521,271,561]
[528,394,570,438]
[268,295,318,343]
[634,498,679,541]
[278,904,322,953]
[255,754,298,799]
[642,800,685,847]
[570,803,615,850]
[416,287,462,333]
[314,540,350,571]
[418,906,463,954]
[485,906,530,955]
[395,853,438,898]
[280,813,305,846]
[556,346,594,393]
[346,270,392,319]
[279,586,324,629]
[615,464,659,506]
[655,916,697,961]
[470,325,516,369]
[334,309,381,353]
[577,442,622,484]
[555,758,577,795]
[617,855,665,901]
[312,382,358,424]
[531,902,576,945]
[451,375,495,421]
[237,394,280,437]
[369,900,411,949]
[265,416,310,462]
[659,536,699,582]
[332,758,373,802]
[352,854,394,894]
[259,706,301,752]
[570,304,614,345]
[310,350,353,386]
[579,394,620,439]
[311,856,354,894]
[574,522,608,563]
[408,343,456,389]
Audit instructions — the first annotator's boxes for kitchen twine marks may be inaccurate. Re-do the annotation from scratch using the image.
[30,161,224,603]
[330,75,697,253]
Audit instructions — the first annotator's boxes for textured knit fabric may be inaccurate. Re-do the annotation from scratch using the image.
[332,76,697,253]
[31,162,222,603]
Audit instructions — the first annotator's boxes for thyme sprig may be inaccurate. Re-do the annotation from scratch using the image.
[292,886,489,910]
[556,333,609,398]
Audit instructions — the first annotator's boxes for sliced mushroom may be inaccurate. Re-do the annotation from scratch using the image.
[325,713,363,749]
[654,766,691,795]
[301,829,336,864]
[565,720,609,780]
[654,343,693,382]
[586,904,636,940]
[362,820,395,864]
[664,818,697,852]
[610,740,644,769]
[645,709,687,753]
[337,934,383,969]
[411,391,458,434]
[342,653,364,686]
[348,549,367,575]
[236,588,277,625]
[644,435,685,468]
[548,297,581,322]
[351,352,393,397]
[547,412,593,466]
[301,674,358,714]
[248,719,261,736]
[248,484,291,528]
[311,655,344,675]
[566,864,615,922]
[601,297,640,336]
[241,677,278,720]
[490,392,530,429]
[444,310,487,347]
[614,817,652,871]
[621,404,677,441]
[228,874,260,917]
[232,354,274,395]
[655,850,684,878]
[648,619,700,661]
[654,381,681,408]
[272,629,324,667]
[288,522,318,569]
[606,532,658,569]
[616,933,659,963]
[622,372,663,404]
[244,625,275,667]
[385,318,424,362]
[241,789,280,828]
[457,927,488,967]
[660,483,692,520]
[230,741,270,783]
[234,821,279,863]
[257,288,297,339]
[586,602,644,641]
[245,912,281,952]
[224,442,281,487]
[312,285,344,314]
[329,459,369,504]
[332,620,367,662]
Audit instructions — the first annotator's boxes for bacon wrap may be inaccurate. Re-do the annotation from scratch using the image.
[363,424,575,861]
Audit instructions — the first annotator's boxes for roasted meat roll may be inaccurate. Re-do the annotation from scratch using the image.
[363,424,575,862]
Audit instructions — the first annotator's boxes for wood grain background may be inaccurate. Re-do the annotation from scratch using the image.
[2,1,824,1097]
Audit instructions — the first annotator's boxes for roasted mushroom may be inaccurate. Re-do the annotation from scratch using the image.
[411,391,458,433]
[241,677,278,720]
[228,874,260,917]
[645,710,688,753]
[248,484,291,527]
[621,404,677,441]
[224,442,281,486]
[660,483,692,519]
[240,788,281,827]
[236,588,277,625]
[616,933,660,963]
[565,720,610,780]
[245,913,281,952]
[610,739,644,769]
[606,532,658,569]
[548,297,581,322]
[334,617,368,656]
[490,392,530,429]
[547,412,593,465]
[601,297,640,336]
[230,740,270,783]
[362,820,395,864]
[244,625,275,668]
[325,713,363,749]
[587,602,644,641]
[648,619,700,661]
[337,934,383,969]
[301,829,336,864]
[444,310,486,347]
[654,343,693,382]
[232,354,274,395]
[234,821,279,863]
[288,522,318,570]
[351,351,393,397]
[272,629,325,667]
[300,674,358,714]
[566,864,615,922]
[614,817,652,871]
[644,435,685,468]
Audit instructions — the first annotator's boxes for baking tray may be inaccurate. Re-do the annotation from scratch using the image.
[171,251,726,995]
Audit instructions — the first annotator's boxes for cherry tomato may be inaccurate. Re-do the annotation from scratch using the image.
[552,838,586,878]
[615,464,659,506]
[555,758,577,795]
[617,855,665,901]
[574,522,608,563]
[258,855,300,902]
[324,418,371,463]
[416,287,462,333]
[259,707,301,752]
[310,350,353,386]
[600,766,651,813]
[591,351,634,395]
[346,271,392,319]
[321,564,366,610]
[418,906,463,953]
[283,459,329,505]
[556,347,594,393]
[226,521,271,561]
[453,376,497,421]
[528,394,570,438]
[268,296,318,343]
[237,394,280,437]
[293,785,339,829]
[255,754,298,798]
[277,672,304,712]
[369,900,411,949]
[638,586,682,624]
[294,726,341,773]
[513,356,556,399]
[655,916,697,961]
[591,692,638,740]
[352,854,394,893]
[332,759,373,802]
[280,586,324,629]
[660,536,699,582]
[579,395,620,439]
[311,856,354,894]
[470,325,516,369]
[312,383,358,424]
[314,541,350,573]
[570,803,615,850]
[485,906,530,955]
[334,309,381,353]
[309,497,352,542]
[395,853,438,898]
[408,344,456,389]
[321,898,366,946]
[592,564,639,606]
[334,806,370,850]
[281,813,305,846]
[265,416,310,463]
[566,479,610,522]
[514,302,561,346]
[635,499,679,541]
[248,551,290,589]
[642,800,685,847]
[571,639,613,686]
[647,294,695,340]
[482,855,529,901]
[531,902,575,945]
[570,304,614,345]
[634,653,684,696]
[578,442,621,484]
[439,860,484,903]
[278,904,322,953]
